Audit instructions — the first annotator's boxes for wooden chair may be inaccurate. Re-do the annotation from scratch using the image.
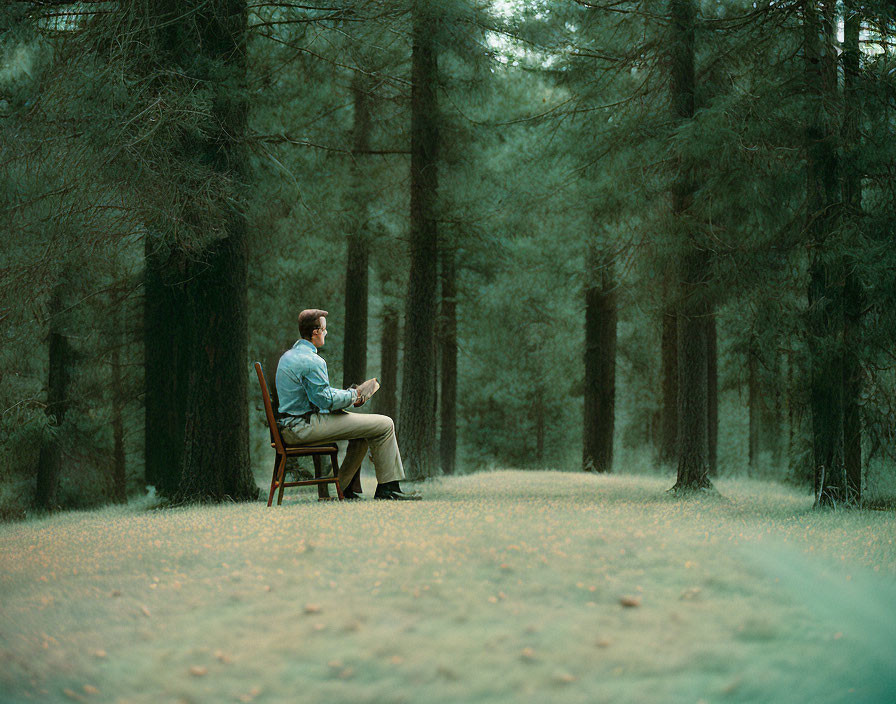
[254,361,344,505]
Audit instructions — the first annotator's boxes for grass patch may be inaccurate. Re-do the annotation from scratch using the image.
[1,471,894,703]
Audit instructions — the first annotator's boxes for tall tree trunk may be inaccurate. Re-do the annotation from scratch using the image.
[843,296,862,506]
[144,236,186,495]
[841,0,861,215]
[177,232,256,502]
[804,0,845,507]
[146,0,256,502]
[179,0,256,502]
[747,340,760,473]
[432,322,440,440]
[786,352,813,485]
[376,300,400,421]
[842,284,862,503]
[659,308,678,464]
[808,263,845,506]
[674,251,712,491]
[439,246,457,475]
[534,387,545,465]
[764,350,784,467]
[583,247,616,473]
[842,0,863,505]
[786,352,799,479]
[399,0,440,479]
[706,312,718,476]
[110,310,127,503]
[343,75,371,387]
[35,284,71,510]
[669,0,711,492]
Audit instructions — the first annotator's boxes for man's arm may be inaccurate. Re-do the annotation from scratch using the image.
[301,357,355,411]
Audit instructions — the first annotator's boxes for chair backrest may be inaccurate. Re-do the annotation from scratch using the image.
[254,361,285,453]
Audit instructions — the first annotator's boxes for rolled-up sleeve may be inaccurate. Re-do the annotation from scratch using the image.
[301,357,354,411]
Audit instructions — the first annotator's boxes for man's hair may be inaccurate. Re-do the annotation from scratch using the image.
[298,309,328,340]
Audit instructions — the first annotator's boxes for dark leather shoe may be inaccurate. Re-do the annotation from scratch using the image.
[377,481,420,496]
[374,489,422,501]
[342,489,363,500]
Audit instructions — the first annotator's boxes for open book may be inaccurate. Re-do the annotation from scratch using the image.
[354,378,380,404]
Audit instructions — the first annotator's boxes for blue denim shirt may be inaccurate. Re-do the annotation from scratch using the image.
[276,339,354,419]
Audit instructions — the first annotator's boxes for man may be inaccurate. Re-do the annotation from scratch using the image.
[276,309,420,500]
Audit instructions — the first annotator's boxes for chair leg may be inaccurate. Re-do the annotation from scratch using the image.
[331,452,344,500]
[313,455,330,500]
[268,454,283,507]
[276,455,289,506]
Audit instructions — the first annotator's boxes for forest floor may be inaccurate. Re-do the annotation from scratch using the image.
[1,471,895,704]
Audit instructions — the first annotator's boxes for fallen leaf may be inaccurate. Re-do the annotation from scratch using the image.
[188,666,207,677]
[619,596,641,608]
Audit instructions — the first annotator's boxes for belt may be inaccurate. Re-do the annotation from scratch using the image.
[280,411,314,427]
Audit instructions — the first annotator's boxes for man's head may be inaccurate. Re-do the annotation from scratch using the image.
[298,309,329,349]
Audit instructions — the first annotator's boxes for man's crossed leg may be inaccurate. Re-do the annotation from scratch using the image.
[280,410,418,500]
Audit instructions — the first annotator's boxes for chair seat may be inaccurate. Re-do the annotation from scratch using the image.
[271,443,338,455]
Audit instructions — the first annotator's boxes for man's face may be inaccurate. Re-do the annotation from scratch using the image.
[311,317,327,349]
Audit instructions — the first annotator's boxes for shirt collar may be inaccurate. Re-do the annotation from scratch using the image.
[294,339,318,354]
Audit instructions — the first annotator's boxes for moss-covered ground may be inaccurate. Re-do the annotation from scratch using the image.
[2,471,894,703]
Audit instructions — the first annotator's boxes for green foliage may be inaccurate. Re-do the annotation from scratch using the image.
[2,0,896,512]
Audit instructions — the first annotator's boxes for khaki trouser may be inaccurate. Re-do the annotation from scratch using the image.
[280,410,404,491]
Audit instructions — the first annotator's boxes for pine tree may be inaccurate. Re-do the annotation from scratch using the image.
[142,0,257,502]
[439,244,458,475]
[35,281,72,510]
[399,0,441,479]
[841,0,864,505]
[583,245,616,473]
[342,73,373,388]
[803,0,846,506]
[659,308,679,465]
[669,0,712,492]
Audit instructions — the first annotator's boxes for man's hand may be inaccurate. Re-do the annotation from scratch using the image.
[351,387,365,407]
